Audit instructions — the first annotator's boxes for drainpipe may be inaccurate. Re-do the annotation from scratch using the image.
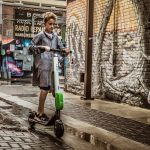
[83,0,94,100]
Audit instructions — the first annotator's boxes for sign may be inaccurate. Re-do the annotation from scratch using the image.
[14,8,44,38]
[14,7,66,39]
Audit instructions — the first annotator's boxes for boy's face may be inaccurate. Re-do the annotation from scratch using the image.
[45,18,56,33]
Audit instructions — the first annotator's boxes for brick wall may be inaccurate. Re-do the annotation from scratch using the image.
[92,0,140,96]
[65,0,87,95]
[2,5,14,40]
[66,0,150,107]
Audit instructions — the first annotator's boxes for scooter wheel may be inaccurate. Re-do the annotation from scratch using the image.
[54,120,64,138]
[28,112,36,130]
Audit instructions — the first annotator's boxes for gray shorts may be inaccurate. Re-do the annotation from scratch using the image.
[38,69,53,88]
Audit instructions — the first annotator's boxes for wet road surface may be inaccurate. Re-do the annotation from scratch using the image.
[0,98,74,150]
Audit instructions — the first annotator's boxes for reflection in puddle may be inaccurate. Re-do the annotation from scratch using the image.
[83,102,91,108]
[11,103,30,119]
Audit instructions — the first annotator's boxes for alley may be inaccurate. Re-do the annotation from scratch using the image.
[1,0,150,149]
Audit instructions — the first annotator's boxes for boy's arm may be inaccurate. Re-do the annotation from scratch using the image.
[28,33,43,55]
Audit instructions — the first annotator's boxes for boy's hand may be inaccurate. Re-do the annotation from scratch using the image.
[43,46,50,51]
[37,46,50,51]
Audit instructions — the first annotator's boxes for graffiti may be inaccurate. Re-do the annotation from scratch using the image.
[92,0,150,107]
[65,19,85,95]
[66,21,85,80]
[2,56,24,77]
[67,22,84,62]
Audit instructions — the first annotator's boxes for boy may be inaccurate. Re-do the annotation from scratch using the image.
[30,12,69,122]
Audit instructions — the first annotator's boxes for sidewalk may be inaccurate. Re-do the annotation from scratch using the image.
[0,82,150,150]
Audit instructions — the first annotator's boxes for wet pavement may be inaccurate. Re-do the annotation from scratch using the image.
[0,82,150,150]
[0,84,98,150]
[0,98,74,150]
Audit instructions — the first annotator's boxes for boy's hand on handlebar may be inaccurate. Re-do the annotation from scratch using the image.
[37,46,50,51]
[44,46,51,51]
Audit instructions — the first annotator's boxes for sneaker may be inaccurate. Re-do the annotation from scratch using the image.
[36,113,49,123]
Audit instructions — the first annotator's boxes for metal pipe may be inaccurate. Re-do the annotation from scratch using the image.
[113,0,116,76]
[83,0,94,100]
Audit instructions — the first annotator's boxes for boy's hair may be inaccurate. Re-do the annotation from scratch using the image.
[43,12,57,23]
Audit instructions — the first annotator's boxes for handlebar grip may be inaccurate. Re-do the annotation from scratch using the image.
[28,46,72,55]
[49,49,72,54]
[28,46,45,55]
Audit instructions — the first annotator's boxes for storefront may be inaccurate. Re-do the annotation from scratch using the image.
[0,5,66,79]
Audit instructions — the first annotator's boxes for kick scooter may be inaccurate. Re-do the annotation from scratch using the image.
[28,46,68,138]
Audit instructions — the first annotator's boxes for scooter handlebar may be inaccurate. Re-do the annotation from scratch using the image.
[28,46,72,55]
[48,48,72,54]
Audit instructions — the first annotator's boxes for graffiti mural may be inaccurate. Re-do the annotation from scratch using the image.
[66,20,85,94]
[92,0,150,107]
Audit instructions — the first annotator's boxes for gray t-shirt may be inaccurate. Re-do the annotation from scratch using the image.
[31,31,64,70]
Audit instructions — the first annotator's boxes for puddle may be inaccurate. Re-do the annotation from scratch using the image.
[11,103,30,120]
[0,109,27,132]
[64,124,109,148]
[0,100,29,132]
[83,102,91,108]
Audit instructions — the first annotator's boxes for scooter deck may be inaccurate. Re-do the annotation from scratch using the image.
[28,112,57,126]
[28,117,55,126]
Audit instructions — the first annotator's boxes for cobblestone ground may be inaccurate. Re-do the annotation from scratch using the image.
[15,95,150,146]
[0,129,73,150]
[4,94,150,147]
[0,97,73,150]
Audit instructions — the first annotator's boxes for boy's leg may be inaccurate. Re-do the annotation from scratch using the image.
[38,89,48,115]
[37,86,56,123]
[38,70,50,115]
